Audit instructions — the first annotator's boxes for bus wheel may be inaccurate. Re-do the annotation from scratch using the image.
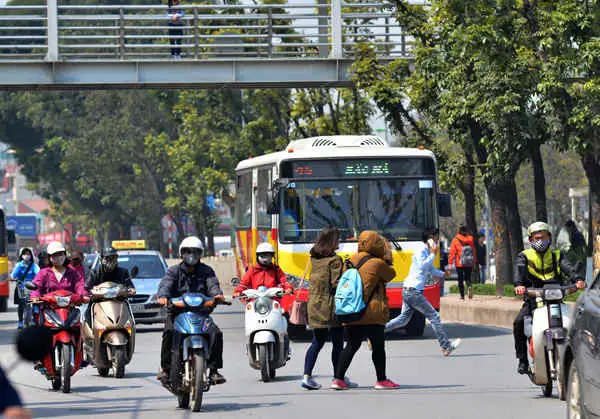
[405,311,426,337]
[0,297,7,312]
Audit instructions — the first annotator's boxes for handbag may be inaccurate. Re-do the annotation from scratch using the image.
[289,260,311,326]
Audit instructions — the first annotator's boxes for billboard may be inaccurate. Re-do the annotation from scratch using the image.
[6,215,37,238]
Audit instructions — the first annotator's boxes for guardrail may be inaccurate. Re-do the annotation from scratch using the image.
[0,1,417,61]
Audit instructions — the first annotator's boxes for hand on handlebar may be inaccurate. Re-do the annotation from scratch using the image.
[30,297,40,302]
[158,297,169,306]
[576,280,586,290]
[285,288,294,295]
[82,296,90,303]
[232,291,241,298]
[515,286,527,295]
[214,294,225,303]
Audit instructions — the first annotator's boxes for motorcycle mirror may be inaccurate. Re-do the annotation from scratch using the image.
[15,326,52,361]
[24,281,37,291]
[130,266,139,279]
[231,277,240,286]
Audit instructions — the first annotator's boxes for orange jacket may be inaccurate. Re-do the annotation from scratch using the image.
[449,233,477,268]
[234,264,293,294]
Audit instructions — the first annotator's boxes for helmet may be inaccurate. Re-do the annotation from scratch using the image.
[179,236,204,257]
[527,222,551,237]
[256,242,275,255]
[101,246,118,258]
[47,241,66,256]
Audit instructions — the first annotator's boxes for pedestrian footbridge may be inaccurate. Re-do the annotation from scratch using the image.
[0,1,417,89]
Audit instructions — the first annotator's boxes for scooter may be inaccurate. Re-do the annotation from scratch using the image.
[83,280,136,378]
[524,283,577,397]
[242,286,290,382]
[25,282,84,393]
[163,293,231,412]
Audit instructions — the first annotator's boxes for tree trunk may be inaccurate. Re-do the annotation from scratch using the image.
[581,152,600,274]
[506,178,524,266]
[463,149,477,236]
[530,141,548,222]
[487,182,513,295]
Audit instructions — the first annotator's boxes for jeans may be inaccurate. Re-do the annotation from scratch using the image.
[303,327,344,376]
[335,325,386,382]
[168,24,183,56]
[479,265,486,284]
[457,267,473,298]
[386,288,451,350]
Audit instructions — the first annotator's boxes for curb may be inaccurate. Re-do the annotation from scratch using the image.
[440,296,519,329]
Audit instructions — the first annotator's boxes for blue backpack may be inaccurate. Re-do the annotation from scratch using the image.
[334,255,374,323]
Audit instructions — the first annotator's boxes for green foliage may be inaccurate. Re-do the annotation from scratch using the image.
[449,283,516,298]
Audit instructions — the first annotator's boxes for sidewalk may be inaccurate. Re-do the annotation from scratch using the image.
[440,294,522,329]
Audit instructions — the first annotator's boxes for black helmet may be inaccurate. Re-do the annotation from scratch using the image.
[101,247,118,258]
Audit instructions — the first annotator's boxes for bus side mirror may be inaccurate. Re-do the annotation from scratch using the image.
[267,178,290,215]
[438,193,452,217]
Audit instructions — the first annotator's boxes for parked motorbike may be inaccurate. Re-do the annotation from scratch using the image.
[82,278,136,378]
[524,283,577,397]
[163,293,231,412]
[25,282,84,393]
[241,286,290,382]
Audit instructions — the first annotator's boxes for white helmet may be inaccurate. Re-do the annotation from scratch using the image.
[256,242,275,255]
[179,236,204,257]
[527,221,551,237]
[47,241,66,256]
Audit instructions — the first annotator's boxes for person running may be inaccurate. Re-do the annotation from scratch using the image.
[386,228,462,356]
[301,227,356,390]
[10,248,39,329]
[449,224,477,300]
[333,231,399,390]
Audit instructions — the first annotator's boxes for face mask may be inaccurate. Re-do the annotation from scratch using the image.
[531,239,551,253]
[102,259,118,272]
[22,254,32,263]
[183,254,200,266]
[258,255,273,266]
[52,255,66,266]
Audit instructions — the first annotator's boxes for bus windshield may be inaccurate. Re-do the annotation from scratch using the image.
[281,178,436,243]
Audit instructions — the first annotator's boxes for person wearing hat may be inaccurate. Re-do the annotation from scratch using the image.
[30,241,88,302]
[10,248,39,329]
[513,222,586,375]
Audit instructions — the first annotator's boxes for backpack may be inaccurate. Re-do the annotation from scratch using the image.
[334,255,374,323]
[457,238,475,267]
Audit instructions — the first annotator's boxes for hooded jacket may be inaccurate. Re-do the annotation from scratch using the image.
[449,233,477,268]
[307,254,343,328]
[345,231,395,326]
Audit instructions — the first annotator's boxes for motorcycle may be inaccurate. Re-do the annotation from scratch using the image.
[163,293,231,412]
[82,279,136,378]
[25,282,85,393]
[241,286,290,382]
[524,283,577,397]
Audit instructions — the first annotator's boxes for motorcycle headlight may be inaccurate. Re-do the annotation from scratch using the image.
[183,294,204,307]
[55,296,72,307]
[254,297,272,315]
[103,288,118,299]
[544,289,564,300]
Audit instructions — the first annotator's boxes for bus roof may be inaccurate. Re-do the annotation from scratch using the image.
[235,135,435,172]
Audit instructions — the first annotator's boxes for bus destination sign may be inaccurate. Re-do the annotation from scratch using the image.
[281,158,434,178]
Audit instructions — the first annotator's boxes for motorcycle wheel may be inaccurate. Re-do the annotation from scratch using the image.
[61,345,72,394]
[177,360,190,410]
[190,351,205,412]
[112,346,126,379]
[259,344,271,382]
[97,367,109,377]
[542,352,552,397]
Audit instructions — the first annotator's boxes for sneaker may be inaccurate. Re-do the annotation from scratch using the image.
[442,338,462,356]
[375,379,400,390]
[17,321,23,329]
[518,359,530,375]
[343,376,358,388]
[301,376,321,390]
[331,378,348,390]
[209,370,226,385]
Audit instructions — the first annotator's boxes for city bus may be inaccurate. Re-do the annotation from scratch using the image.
[0,209,9,312]
[234,135,451,336]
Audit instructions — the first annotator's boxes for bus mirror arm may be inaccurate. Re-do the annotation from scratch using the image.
[438,193,452,217]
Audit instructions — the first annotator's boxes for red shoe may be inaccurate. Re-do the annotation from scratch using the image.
[374,379,400,390]
[331,379,349,390]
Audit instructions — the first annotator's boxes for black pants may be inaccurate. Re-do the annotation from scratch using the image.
[303,327,344,376]
[513,300,533,361]
[160,314,223,371]
[335,325,386,382]
[14,289,26,323]
[168,25,183,56]
[456,267,473,298]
